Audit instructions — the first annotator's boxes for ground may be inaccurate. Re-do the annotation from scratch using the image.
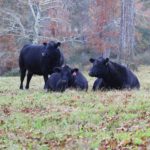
[0,66,150,150]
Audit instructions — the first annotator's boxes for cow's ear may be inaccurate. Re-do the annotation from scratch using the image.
[53,67,61,73]
[89,58,95,63]
[43,42,47,46]
[55,42,61,48]
[71,68,79,76]
[104,58,109,65]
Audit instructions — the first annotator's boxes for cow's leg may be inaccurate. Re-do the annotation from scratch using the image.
[25,72,33,89]
[20,68,26,89]
[92,78,106,91]
[43,75,48,89]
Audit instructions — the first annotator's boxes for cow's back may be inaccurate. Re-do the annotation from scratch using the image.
[112,63,140,89]
[45,73,61,91]
[107,62,140,89]
[125,68,140,89]
[19,45,45,74]
[73,72,88,90]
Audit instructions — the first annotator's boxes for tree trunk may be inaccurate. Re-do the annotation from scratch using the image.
[118,0,135,66]
[28,0,40,44]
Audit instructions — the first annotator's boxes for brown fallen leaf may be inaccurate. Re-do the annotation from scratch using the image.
[0,120,5,125]
[0,130,5,137]
[109,138,118,149]
[98,145,107,150]
[3,107,11,115]
[99,138,118,150]
[138,144,147,150]
[119,139,133,147]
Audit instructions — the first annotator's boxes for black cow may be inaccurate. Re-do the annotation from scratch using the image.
[89,57,140,90]
[45,66,88,92]
[45,65,72,92]
[70,68,88,91]
[19,41,64,89]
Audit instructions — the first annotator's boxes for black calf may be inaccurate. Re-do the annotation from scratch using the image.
[70,68,88,91]
[45,65,72,92]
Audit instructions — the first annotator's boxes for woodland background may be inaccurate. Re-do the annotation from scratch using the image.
[0,0,150,75]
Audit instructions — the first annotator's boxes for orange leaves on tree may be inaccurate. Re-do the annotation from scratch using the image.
[0,35,18,73]
[87,0,119,52]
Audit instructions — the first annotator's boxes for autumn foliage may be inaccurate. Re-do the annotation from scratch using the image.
[0,35,18,74]
[0,0,149,74]
[87,0,119,51]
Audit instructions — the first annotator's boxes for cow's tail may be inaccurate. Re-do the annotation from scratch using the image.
[19,50,25,73]
[19,44,30,71]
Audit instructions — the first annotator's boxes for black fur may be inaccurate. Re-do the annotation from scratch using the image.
[89,57,140,90]
[45,66,88,92]
[19,41,64,89]
[45,65,72,92]
[92,78,105,91]
[70,68,88,91]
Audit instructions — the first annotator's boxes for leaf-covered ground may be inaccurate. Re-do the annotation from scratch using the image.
[0,66,150,150]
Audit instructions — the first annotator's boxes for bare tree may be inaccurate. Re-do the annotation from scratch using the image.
[0,0,72,74]
[0,9,27,38]
[0,0,72,43]
[119,0,135,66]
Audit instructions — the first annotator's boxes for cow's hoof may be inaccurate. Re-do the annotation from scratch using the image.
[25,86,29,89]
[45,89,49,92]
[20,86,23,90]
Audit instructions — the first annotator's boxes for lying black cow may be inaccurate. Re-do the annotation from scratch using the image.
[45,65,72,92]
[89,57,140,90]
[45,65,88,92]
[71,68,88,91]
[19,41,64,89]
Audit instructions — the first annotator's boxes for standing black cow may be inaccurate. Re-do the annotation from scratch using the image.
[70,68,88,91]
[89,57,140,90]
[19,41,64,89]
[45,65,72,92]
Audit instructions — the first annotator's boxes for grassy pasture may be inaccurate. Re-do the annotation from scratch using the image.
[0,66,150,150]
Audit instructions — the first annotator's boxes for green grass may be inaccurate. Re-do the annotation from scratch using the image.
[0,66,150,149]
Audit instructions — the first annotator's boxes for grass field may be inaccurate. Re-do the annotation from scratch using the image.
[0,66,150,150]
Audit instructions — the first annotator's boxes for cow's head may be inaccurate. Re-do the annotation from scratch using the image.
[54,65,72,84]
[71,68,79,77]
[89,57,109,78]
[45,41,61,56]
